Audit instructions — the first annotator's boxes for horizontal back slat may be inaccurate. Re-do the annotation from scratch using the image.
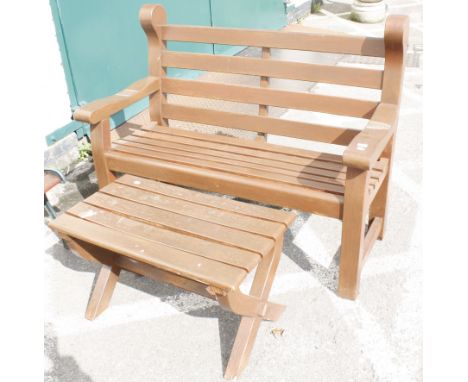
[161,104,359,145]
[162,51,384,89]
[162,78,378,119]
[161,25,385,57]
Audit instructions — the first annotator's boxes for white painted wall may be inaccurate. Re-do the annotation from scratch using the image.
[42,3,72,148]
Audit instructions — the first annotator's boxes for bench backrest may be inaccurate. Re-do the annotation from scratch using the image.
[140,5,408,145]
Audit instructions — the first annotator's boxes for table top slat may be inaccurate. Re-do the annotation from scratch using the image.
[101,182,285,239]
[84,192,275,256]
[68,203,261,271]
[117,174,296,225]
[50,213,247,290]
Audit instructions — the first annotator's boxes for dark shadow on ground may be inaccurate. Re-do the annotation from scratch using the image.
[283,211,340,293]
[66,160,99,200]
[45,327,94,382]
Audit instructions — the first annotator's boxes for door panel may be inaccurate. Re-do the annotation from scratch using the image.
[210,0,287,55]
[54,0,212,108]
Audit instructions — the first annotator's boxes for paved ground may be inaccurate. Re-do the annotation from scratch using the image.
[44,1,422,381]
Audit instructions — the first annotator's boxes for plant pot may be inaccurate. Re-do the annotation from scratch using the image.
[351,0,386,23]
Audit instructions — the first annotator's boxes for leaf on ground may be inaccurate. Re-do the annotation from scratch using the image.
[271,328,285,338]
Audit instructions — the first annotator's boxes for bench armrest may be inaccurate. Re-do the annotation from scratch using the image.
[343,103,399,170]
[72,76,160,124]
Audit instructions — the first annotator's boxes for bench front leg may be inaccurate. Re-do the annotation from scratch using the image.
[338,167,370,300]
[90,119,116,189]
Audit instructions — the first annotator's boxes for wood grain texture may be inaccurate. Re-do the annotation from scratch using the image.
[85,264,121,320]
[338,168,370,300]
[162,102,360,144]
[105,150,344,218]
[369,15,409,239]
[73,77,160,124]
[50,174,293,379]
[161,25,385,56]
[161,51,384,89]
[116,174,295,225]
[224,238,284,379]
[162,78,379,119]
[90,119,116,188]
[48,10,411,378]
[66,7,408,304]
[49,176,295,291]
[140,4,167,125]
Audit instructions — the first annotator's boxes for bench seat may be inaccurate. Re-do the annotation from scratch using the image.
[107,124,389,219]
[71,4,409,300]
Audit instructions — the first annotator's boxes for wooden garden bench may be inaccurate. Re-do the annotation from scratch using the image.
[72,4,409,300]
[49,174,295,379]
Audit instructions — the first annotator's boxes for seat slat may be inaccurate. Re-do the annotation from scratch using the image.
[50,213,247,290]
[68,203,261,271]
[120,135,383,183]
[84,192,275,256]
[116,139,349,186]
[139,125,345,166]
[111,143,346,194]
[116,174,295,225]
[161,103,359,145]
[106,150,344,218]
[100,182,285,239]
[162,78,379,119]
[123,135,349,179]
[162,51,384,89]
[161,25,385,57]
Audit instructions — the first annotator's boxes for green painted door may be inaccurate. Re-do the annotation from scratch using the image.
[48,0,286,145]
[211,0,287,55]
[48,0,212,143]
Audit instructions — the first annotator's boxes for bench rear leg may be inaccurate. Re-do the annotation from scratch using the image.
[224,238,284,380]
[370,139,394,240]
[85,264,121,320]
[338,168,370,300]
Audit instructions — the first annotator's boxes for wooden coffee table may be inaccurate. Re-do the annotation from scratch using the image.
[49,174,295,379]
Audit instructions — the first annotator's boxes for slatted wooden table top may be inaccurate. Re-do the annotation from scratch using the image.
[49,174,296,291]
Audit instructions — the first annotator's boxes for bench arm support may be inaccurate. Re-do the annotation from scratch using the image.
[72,76,160,124]
[343,103,399,170]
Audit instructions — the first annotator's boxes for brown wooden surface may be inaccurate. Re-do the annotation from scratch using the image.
[54,9,409,379]
[73,77,160,124]
[90,119,116,189]
[161,103,360,145]
[50,174,294,379]
[85,264,121,320]
[343,103,398,170]
[161,24,385,57]
[49,175,295,291]
[69,7,408,302]
[140,4,168,125]
[162,78,379,119]
[369,15,409,240]
[224,237,284,379]
[110,125,388,201]
[338,167,370,299]
[162,51,384,89]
